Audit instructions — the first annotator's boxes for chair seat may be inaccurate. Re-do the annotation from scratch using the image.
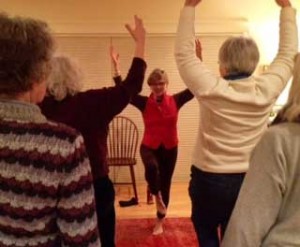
[107,157,137,166]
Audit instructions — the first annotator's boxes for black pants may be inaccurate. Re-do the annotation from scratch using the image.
[189,166,245,247]
[140,144,178,209]
[94,176,115,247]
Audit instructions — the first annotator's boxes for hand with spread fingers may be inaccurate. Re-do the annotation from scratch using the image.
[125,15,146,59]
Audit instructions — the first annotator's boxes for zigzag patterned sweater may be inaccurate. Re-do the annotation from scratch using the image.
[0,100,100,247]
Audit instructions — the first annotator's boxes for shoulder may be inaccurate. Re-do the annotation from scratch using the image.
[258,123,300,151]
[272,122,300,137]
[266,122,300,138]
[58,88,124,108]
[5,119,86,172]
[35,119,83,145]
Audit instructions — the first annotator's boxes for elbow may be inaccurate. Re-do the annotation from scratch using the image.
[137,73,145,94]
[139,81,143,92]
[135,75,144,94]
[124,80,143,96]
[135,83,143,94]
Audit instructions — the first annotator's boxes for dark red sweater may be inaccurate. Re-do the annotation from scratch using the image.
[39,57,146,179]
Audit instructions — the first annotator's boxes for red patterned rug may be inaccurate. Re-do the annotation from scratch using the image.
[116,217,198,247]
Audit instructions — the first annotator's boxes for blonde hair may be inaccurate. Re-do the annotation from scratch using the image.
[280,53,300,122]
[219,36,259,75]
[46,55,84,101]
[147,68,169,85]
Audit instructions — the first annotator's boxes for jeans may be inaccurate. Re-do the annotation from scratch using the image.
[94,176,116,247]
[189,165,245,247]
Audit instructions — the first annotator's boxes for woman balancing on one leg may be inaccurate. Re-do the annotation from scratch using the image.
[111,44,203,234]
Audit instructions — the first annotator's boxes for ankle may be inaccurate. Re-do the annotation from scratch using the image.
[155,192,167,216]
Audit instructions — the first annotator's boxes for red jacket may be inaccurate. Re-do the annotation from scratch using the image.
[142,93,178,149]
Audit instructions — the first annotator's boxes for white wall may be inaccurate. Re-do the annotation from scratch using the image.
[2,0,299,60]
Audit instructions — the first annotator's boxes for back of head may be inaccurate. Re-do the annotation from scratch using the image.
[219,36,259,76]
[46,55,84,101]
[279,53,300,122]
[147,68,169,85]
[0,12,54,96]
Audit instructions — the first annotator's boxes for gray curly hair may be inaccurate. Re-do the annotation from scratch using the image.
[46,55,84,101]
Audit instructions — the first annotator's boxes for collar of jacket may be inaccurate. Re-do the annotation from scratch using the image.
[223,73,251,80]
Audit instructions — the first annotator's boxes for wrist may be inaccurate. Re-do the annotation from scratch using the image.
[114,71,121,77]
[281,0,291,7]
[134,45,145,59]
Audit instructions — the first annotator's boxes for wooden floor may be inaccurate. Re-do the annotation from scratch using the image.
[115,182,191,219]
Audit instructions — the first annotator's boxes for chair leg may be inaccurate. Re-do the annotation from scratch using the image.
[129,165,138,203]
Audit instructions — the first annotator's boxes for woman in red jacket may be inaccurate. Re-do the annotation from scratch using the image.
[112,48,194,234]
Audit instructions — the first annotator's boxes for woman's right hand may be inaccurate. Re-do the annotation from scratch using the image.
[125,15,145,44]
[125,15,145,59]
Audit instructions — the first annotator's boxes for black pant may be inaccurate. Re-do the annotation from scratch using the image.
[94,176,115,247]
[189,166,245,247]
[140,144,178,209]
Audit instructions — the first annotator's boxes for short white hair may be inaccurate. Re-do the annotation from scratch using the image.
[46,55,84,101]
[219,36,259,75]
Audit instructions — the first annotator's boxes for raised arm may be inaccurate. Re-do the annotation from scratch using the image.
[110,45,123,87]
[109,42,147,112]
[119,15,147,96]
[125,15,145,60]
[175,0,218,96]
[257,0,297,97]
[110,45,121,77]
[96,16,146,120]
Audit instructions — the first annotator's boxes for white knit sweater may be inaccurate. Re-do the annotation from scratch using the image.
[175,6,298,173]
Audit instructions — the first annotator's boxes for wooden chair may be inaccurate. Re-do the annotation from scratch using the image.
[107,115,139,203]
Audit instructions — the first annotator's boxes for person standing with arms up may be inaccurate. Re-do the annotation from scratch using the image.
[39,15,147,247]
[0,12,100,247]
[175,0,298,246]
[111,49,194,234]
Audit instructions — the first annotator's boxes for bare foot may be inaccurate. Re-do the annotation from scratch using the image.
[152,219,164,235]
